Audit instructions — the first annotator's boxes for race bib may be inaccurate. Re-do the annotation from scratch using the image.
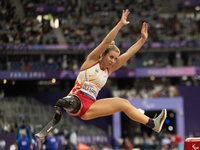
[81,82,99,100]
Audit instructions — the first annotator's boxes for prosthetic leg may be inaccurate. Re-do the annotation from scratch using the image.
[35,107,61,139]
[35,95,81,139]
[54,95,81,114]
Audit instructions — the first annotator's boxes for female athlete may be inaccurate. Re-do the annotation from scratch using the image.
[55,9,167,133]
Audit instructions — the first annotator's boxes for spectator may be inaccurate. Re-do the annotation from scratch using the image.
[0,138,6,150]
[0,119,3,133]
[133,133,144,149]
[3,121,10,133]
[47,57,54,65]
[0,89,4,100]
[124,136,133,150]
[63,127,70,150]
[116,137,124,149]
[20,57,26,71]
[69,128,77,150]
[17,132,31,150]
[32,137,37,150]
[43,132,57,150]
[24,56,30,71]
[61,55,68,70]
[10,120,18,133]
[0,108,4,121]
[9,142,17,150]
[72,59,78,70]
[16,120,33,149]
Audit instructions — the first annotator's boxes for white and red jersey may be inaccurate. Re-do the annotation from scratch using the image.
[70,62,109,100]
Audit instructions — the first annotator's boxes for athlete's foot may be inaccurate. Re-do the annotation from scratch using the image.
[152,109,167,133]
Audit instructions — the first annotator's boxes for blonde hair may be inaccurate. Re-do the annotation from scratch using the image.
[47,132,53,136]
[103,41,120,56]
[21,132,27,138]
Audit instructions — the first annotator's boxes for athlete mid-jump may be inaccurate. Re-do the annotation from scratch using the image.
[35,9,167,139]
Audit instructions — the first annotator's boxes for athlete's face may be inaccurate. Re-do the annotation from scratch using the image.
[103,50,119,68]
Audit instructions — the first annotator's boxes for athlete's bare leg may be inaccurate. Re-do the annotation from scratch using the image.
[81,98,149,125]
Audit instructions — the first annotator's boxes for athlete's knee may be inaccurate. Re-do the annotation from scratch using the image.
[116,98,130,104]
[124,99,130,104]
[117,98,131,109]
[55,95,81,114]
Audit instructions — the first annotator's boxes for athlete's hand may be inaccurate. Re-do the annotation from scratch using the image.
[120,9,130,26]
[141,22,148,42]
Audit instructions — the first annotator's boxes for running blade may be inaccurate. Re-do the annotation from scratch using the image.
[35,111,62,139]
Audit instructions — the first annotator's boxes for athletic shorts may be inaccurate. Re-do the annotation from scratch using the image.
[74,91,95,117]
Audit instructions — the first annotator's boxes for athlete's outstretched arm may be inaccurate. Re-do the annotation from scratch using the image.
[88,9,130,60]
[110,22,148,73]
[80,9,130,69]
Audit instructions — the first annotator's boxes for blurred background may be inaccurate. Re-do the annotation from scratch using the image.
[0,0,200,150]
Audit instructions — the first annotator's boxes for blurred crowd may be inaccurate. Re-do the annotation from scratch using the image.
[117,132,183,150]
[0,119,199,150]
[1,0,200,73]
[0,0,58,45]
[112,83,179,99]
[4,55,80,71]
[0,118,79,150]
[0,0,199,45]
[1,51,200,71]
[58,0,199,45]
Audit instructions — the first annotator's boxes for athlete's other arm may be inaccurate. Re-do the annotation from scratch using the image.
[110,22,148,73]
[80,9,130,70]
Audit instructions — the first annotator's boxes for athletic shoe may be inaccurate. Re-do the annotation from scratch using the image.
[152,109,167,133]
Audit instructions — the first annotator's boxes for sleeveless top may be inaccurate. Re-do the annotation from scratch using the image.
[70,62,109,100]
